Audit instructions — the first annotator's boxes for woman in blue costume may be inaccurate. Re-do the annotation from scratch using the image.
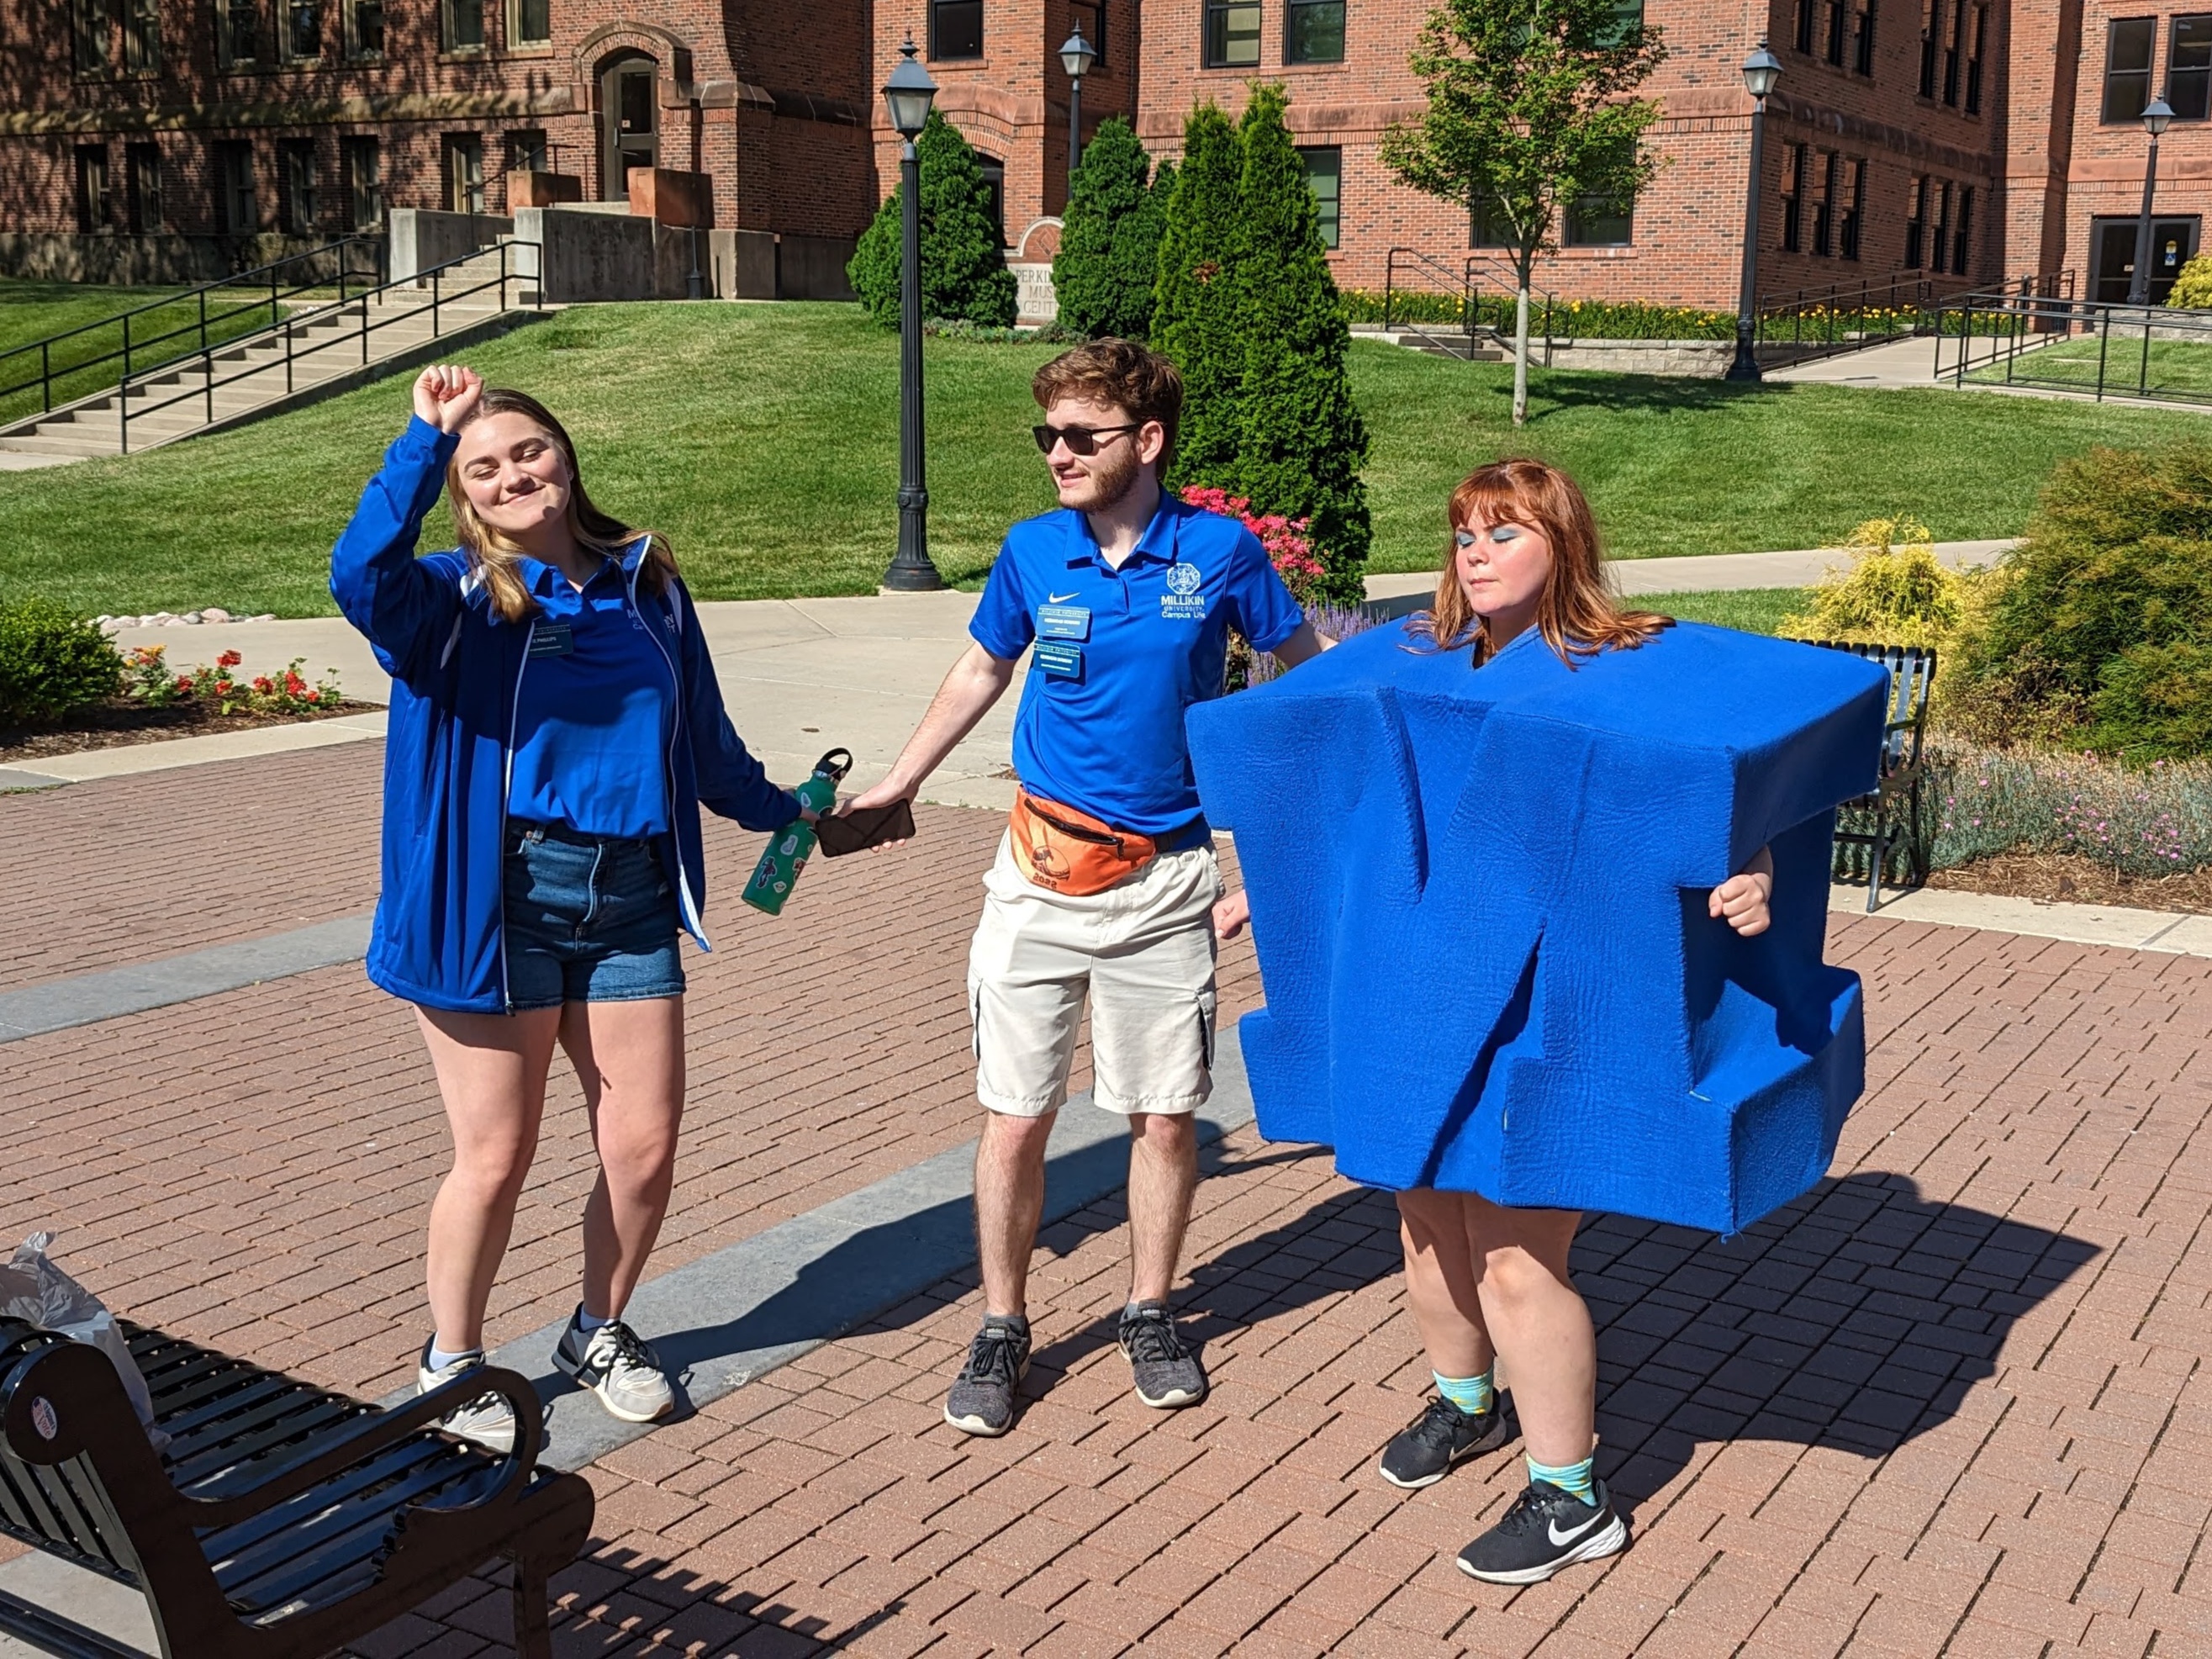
[1219,458,1778,1583]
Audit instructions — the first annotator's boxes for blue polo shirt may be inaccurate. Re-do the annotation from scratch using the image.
[506,554,678,838]
[969,493,1305,836]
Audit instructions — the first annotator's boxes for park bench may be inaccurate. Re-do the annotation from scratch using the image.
[1797,639,1938,910]
[0,1316,593,1659]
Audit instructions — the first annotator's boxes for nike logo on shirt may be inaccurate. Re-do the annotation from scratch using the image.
[1048,591,1081,603]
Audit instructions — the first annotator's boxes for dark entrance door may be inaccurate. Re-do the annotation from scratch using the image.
[2093,215,2201,303]
[599,55,657,199]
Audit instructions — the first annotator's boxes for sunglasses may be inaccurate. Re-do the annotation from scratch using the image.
[1033,422,1143,457]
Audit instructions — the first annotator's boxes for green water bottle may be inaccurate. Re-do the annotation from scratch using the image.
[743,748,853,917]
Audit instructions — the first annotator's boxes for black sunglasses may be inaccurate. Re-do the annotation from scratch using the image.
[1032,422,1143,457]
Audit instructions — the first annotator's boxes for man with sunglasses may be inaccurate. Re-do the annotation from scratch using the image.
[842,339,1324,1436]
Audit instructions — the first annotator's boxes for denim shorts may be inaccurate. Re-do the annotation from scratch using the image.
[502,822,685,1012]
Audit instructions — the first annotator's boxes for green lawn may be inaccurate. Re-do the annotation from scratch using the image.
[0,301,2191,617]
[0,275,290,429]
[1968,333,2212,404]
[1634,588,1811,636]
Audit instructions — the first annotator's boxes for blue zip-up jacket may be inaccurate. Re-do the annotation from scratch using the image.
[331,415,801,1013]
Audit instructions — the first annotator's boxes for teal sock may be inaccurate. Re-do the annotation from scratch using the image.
[1527,1452,1599,1506]
[1433,1369,1494,1415]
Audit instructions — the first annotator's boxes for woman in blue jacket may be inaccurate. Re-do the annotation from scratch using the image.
[332,363,804,1446]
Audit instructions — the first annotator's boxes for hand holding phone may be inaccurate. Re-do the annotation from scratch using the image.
[816,799,917,858]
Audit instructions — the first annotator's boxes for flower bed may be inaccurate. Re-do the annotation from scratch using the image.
[1,644,367,764]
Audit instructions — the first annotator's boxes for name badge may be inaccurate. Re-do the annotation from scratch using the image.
[527,621,575,658]
[1037,603,1091,641]
[1034,639,1085,679]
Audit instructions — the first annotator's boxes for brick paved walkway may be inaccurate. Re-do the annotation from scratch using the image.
[5,748,2211,1656]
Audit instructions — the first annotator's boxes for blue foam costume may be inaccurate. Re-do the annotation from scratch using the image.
[1185,620,1889,1234]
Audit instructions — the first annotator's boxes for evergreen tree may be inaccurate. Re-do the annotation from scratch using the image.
[1151,102,1246,490]
[1229,83,1371,603]
[847,109,1018,330]
[1053,118,1162,340]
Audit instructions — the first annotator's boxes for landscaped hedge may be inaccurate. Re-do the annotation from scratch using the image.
[0,596,119,728]
[1930,742,2212,875]
[1338,289,1738,340]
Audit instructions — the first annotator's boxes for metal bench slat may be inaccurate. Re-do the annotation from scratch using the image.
[166,1393,366,1492]
[199,1431,469,1561]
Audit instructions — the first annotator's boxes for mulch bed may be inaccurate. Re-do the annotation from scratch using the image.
[0,697,380,764]
[1925,850,2212,916]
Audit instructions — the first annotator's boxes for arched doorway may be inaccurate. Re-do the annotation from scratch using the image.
[599,52,658,199]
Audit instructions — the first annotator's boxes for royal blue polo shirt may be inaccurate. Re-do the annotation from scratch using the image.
[506,554,678,838]
[969,492,1305,836]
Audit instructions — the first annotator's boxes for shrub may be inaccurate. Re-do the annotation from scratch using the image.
[2167,251,2212,309]
[1929,741,2212,875]
[1781,516,1966,649]
[1154,102,1247,489]
[1053,119,1170,341]
[0,596,120,728]
[1946,441,2212,761]
[847,110,1018,330]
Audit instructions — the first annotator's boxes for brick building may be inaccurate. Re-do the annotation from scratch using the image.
[1,0,2204,309]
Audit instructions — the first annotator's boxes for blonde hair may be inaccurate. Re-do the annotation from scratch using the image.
[445,387,676,623]
[1406,457,1668,667]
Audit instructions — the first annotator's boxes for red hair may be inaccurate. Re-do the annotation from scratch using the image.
[1406,457,1667,668]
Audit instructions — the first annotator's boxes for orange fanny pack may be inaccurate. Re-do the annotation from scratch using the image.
[1009,790,1158,896]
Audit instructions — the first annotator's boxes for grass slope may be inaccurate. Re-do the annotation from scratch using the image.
[0,301,2188,616]
[0,276,278,428]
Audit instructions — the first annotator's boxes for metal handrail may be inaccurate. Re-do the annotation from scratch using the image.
[1932,286,2207,404]
[0,237,384,420]
[112,240,536,454]
[1382,246,1560,362]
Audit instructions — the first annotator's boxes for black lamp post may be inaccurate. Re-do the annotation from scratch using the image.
[881,38,942,593]
[1059,24,1096,187]
[2127,93,2176,307]
[1726,40,1783,383]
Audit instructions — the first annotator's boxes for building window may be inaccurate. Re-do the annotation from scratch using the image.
[975,154,1006,246]
[72,0,112,74]
[1205,1,1261,66]
[1903,176,1926,267]
[1564,151,1634,247]
[1930,179,1952,272]
[1942,0,1964,103]
[2171,15,2212,119]
[444,134,485,213]
[1812,151,1835,255]
[1953,184,1973,274]
[280,139,316,232]
[126,142,162,231]
[1852,0,1876,73]
[1470,191,1512,248]
[1918,0,1937,94]
[1073,0,1106,65]
[1297,145,1341,246]
[288,0,319,59]
[1286,0,1345,62]
[1965,3,1985,112]
[507,129,547,173]
[1840,157,1865,259]
[2104,18,2155,123]
[76,145,111,231]
[346,0,383,55]
[123,0,159,71]
[1825,0,1847,63]
[929,0,982,59]
[219,0,260,66]
[510,0,549,46]
[342,135,381,226]
[1794,0,1814,52]
[1781,142,1805,252]
[443,0,483,51]
[216,140,257,233]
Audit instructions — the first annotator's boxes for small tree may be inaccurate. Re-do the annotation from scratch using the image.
[847,109,1018,330]
[1381,0,1667,425]
[1153,101,1247,487]
[1228,84,1372,604]
[1054,118,1171,340]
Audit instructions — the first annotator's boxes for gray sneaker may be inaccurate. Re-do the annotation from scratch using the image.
[1118,1302,1206,1408]
[416,1340,516,1453]
[944,1315,1031,1437]
[552,1309,674,1424]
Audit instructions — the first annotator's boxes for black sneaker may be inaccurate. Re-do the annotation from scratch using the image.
[943,1315,1031,1437]
[1379,1390,1517,1489]
[1118,1302,1206,1408]
[1457,1477,1629,1584]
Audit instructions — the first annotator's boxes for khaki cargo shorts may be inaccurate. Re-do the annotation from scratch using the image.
[967,831,1222,1117]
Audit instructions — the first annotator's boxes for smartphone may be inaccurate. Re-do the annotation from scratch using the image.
[815,800,916,858]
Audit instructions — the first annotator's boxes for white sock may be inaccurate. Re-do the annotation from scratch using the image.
[578,1308,610,1333]
[426,1342,480,1371]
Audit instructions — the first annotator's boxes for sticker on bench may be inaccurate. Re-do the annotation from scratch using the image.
[1034,640,1085,679]
[30,1397,55,1440]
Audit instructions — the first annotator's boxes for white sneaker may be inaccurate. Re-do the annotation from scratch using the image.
[552,1308,674,1424]
[416,1340,517,1453]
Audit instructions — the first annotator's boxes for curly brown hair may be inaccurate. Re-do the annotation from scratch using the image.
[1031,338,1183,469]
